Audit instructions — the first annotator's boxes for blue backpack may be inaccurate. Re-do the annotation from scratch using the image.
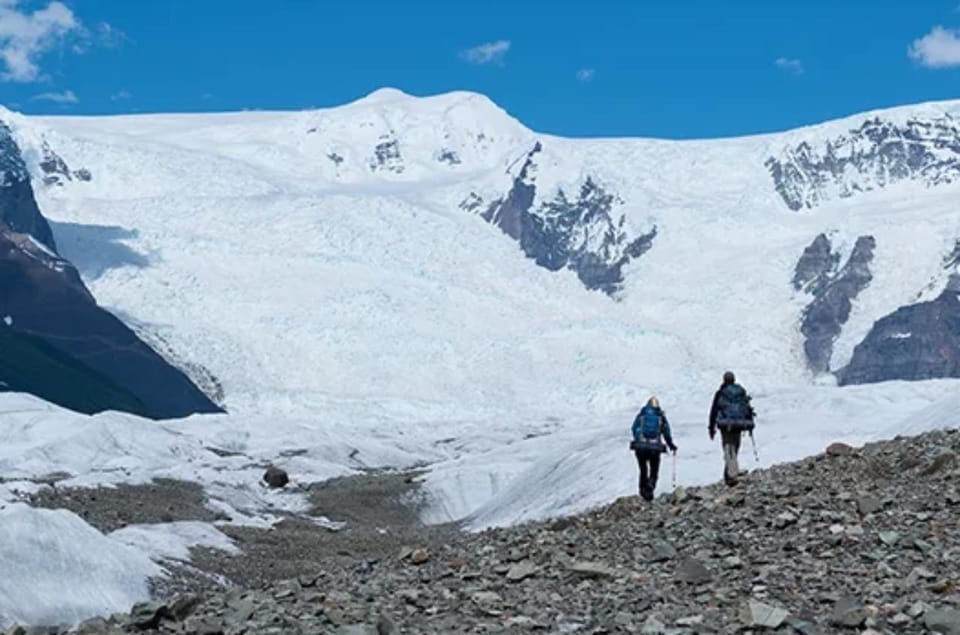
[636,405,662,440]
[718,383,751,420]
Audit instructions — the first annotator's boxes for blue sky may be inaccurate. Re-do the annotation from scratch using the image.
[3,0,960,138]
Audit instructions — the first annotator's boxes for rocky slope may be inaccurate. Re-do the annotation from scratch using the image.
[20,427,960,635]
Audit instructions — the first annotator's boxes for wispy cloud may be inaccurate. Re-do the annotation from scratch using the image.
[909,26,960,68]
[0,0,81,82]
[30,89,77,103]
[96,21,126,48]
[461,40,511,65]
[576,68,596,83]
[774,57,804,75]
[110,89,132,101]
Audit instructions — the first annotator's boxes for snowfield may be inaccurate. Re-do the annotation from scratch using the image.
[2,89,960,625]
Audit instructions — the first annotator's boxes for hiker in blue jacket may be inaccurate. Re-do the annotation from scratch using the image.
[709,371,756,486]
[631,397,677,501]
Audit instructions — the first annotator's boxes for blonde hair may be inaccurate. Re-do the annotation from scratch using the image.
[648,396,660,408]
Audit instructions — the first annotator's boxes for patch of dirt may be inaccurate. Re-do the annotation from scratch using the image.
[29,477,222,532]
[187,470,458,589]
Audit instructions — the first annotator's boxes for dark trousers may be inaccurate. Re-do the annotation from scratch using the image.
[721,429,742,486]
[634,449,661,501]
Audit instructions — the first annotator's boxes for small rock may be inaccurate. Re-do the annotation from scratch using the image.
[641,615,667,634]
[262,466,289,488]
[876,562,898,578]
[648,539,677,562]
[675,614,703,627]
[922,450,958,476]
[569,560,618,579]
[741,599,789,629]
[878,530,900,546]
[889,612,911,625]
[471,591,502,605]
[773,511,798,529]
[298,573,320,588]
[856,495,883,516]
[925,609,960,634]
[506,560,538,582]
[397,589,420,605]
[181,616,225,635]
[930,579,955,594]
[675,557,712,585]
[409,548,430,565]
[129,601,168,630]
[908,601,930,618]
[830,597,869,628]
[376,613,397,635]
[74,617,110,634]
[826,442,857,457]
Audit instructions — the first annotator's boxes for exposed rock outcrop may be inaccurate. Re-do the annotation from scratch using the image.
[0,123,57,251]
[766,115,960,210]
[468,143,655,296]
[839,284,960,385]
[38,142,92,186]
[795,234,875,373]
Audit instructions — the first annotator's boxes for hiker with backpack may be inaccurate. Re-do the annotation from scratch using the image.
[630,397,678,501]
[708,371,755,486]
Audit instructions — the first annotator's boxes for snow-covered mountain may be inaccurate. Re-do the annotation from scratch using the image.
[5,89,960,625]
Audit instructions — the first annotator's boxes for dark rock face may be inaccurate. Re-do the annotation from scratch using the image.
[795,234,875,373]
[0,230,223,418]
[766,115,960,210]
[0,320,148,416]
[0,123,57,251]
[468,143,655,296]
[792,234,840,293]
[838,286,960,385]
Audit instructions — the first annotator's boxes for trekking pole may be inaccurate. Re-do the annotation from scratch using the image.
[750,430,760,463]
[672,451,678,490]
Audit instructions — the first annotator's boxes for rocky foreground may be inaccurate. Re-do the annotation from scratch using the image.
[13,428,960,635]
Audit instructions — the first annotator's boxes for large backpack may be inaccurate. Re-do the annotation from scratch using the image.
[717,383,752,420]
[638,405,662,440]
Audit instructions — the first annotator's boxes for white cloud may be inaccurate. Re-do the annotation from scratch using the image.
[576,68,596,82]
[96,21,126,48]
[909,26,960,68]
[461,40,511,65]
[775,57,804,75]
[30,88,77,103]
[110,89,132,101]
[0,0,81,82]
